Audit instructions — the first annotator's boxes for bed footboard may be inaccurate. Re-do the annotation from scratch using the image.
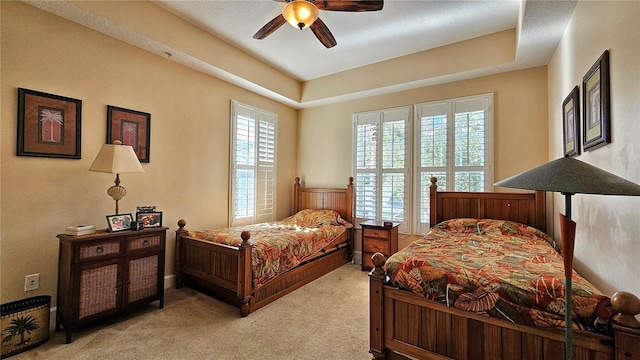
[369,253,640,360]
[175,219,253,316]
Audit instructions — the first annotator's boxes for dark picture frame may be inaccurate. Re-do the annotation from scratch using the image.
[107,105,150,163]
[562,86,580,157]
[106,213,133,232]
[136,211,162,228]
[17,88,82,159]
[582,50,610,151]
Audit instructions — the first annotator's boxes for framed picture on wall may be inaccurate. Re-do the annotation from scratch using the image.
[17,88,82,159]
[582,50,610,151]
[562,86,580,157]
[107,105,151,163]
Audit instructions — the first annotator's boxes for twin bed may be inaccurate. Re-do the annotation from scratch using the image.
[369,177,640,360]
[174,175,639,359]
[175,177,354,316]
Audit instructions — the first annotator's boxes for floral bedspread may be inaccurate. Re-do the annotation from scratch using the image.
[189,209,352,288]
[386,218,612,333]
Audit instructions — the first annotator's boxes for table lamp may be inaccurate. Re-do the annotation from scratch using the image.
[89,140,144,214]
[494,155,640,360]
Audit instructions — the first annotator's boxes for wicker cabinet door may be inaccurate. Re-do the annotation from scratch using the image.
[77,259,121,322]
[125,253,159,305]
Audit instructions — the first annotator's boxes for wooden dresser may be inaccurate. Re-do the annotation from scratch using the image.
[56,227,167,343]
[361,220,399,271]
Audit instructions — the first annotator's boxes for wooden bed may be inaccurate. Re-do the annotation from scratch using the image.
[369,177,640,360]
[175,177,354,317]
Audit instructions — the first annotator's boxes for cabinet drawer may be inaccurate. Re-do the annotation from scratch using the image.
[78,241,120,260]
[364,238,389,253]
[128,235,161,251]
[363,228,390,239]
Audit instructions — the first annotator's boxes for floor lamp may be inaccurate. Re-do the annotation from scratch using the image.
[494,155,640,360]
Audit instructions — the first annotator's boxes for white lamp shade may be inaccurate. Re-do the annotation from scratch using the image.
[89,141,144,174]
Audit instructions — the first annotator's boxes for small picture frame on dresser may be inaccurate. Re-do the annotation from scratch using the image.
[383,221,393,227]
[106,214,133,232]
[136,211,162,228]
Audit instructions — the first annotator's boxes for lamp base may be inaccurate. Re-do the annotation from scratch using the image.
[107,185,126,215]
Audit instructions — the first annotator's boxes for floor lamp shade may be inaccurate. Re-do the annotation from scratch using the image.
[494,156,640,196]
[89,140,144,214]
[494,155,640,360]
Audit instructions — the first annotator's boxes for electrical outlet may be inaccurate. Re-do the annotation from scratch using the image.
[24,273,39,291]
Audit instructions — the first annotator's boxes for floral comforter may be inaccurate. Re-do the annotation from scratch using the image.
[386,218,612,333]
[189,209,352,288]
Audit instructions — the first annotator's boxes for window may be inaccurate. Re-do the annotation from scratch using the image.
[230,100,277,227]
[353,107,411,233]
[414,95,493,233]
[352,94,493,235]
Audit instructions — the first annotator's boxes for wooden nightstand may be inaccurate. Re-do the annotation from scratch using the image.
[361,220,399,271]
[56,227,167,343]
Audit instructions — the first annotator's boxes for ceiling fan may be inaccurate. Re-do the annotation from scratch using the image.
[253,0,384,48]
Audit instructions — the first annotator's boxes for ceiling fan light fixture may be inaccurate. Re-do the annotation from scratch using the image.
[282,0,318,30]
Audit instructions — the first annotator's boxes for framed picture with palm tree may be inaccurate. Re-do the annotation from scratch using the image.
[106,105,151,163]
[17,88,82,159]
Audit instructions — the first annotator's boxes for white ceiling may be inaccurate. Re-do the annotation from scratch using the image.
[24,0,577,107]
[154,0,577,81]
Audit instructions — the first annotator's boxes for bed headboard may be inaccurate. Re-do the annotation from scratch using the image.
[293,177,354,225]
[429,177,546,232]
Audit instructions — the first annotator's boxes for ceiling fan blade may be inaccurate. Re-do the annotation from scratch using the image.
[253,14,287,40]
[316,1,383,12]
[310,18,337,48]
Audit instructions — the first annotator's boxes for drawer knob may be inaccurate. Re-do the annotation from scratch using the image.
[143,239,149,247]
[96,246,104,254]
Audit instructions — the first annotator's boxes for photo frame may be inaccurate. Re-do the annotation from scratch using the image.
[582,50,610,151]
[107,105,150,163]
[106,213,133,232]
[562,86,580,157]
[136,211,162,228]
[17,88,82,159]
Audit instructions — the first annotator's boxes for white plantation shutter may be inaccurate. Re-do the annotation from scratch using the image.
[256,118,276,223]
[353,107,410,233]
[414,94,492,234]
[230,101,277,227]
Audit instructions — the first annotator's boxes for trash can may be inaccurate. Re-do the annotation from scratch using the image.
[1,295,51,358]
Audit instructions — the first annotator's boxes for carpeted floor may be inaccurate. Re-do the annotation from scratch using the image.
[9,263,374,360]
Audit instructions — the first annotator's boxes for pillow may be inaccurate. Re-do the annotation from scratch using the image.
[288,209,343,226]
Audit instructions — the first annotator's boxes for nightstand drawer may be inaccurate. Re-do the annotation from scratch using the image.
[364,238,389,253]
[78,241,120,260]
[363,228,390,239]
[128,235,161,251]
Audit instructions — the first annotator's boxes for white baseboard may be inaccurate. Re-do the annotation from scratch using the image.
[352,251,362,265]
[164,274,175,289]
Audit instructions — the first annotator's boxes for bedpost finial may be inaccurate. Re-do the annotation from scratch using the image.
[611,291,640,329]
[295,177,301,185]
[430,177,437,185]
[240,231,251,243]
[371,252,387,275]
[348,176,354,185]
[177,219,186,230]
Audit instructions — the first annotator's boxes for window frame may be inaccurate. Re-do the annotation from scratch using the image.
[352,94,493,235]
[229,100,278,227]
[352,106,412,233]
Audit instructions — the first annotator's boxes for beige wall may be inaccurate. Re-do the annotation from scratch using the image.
[297,67,549,190]
[547,1,640,296]
[0,2,298,303]
[297,66,549,253]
